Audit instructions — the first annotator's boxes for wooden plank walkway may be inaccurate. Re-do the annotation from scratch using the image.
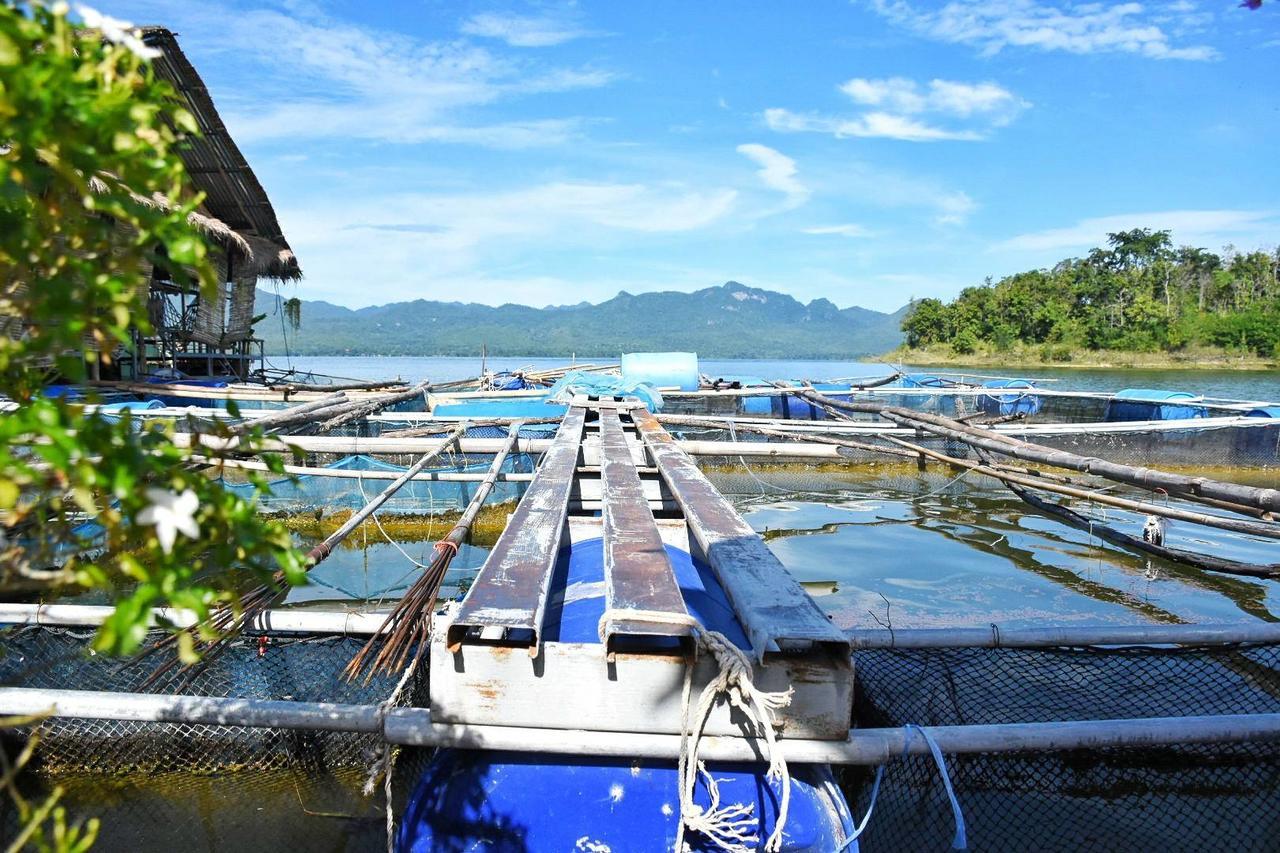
[598,407,690,655]
[632,407,848,660]
[446,406,586,654]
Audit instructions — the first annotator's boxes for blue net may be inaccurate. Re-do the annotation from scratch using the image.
[219,453,534,515]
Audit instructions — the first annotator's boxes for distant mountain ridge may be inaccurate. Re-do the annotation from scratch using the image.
[255,281,909,358]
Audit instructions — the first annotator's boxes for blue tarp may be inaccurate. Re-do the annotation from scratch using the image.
[1105,389,1207,422]
[546,370,664,411]
[979,379,1042,417]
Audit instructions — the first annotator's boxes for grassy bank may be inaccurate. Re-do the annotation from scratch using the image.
[888,344,1277,371]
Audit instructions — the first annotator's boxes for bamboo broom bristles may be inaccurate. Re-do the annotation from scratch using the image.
[343,424,525,683]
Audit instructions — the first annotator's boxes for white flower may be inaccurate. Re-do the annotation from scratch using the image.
[138,488,200,554]
[75,5,163,60]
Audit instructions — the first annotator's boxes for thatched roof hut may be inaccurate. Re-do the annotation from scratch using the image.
[140,26,300,283]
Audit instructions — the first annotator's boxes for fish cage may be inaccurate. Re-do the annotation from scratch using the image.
[3,613,1280,851]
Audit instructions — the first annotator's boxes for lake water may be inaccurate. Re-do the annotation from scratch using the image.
[279,354,1279,400]
[279,354,1280,628]
[28,355,1280,851]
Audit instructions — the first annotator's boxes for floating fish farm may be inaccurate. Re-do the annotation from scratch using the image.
[3,354,1280,851]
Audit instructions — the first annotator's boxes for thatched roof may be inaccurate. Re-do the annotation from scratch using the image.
[139,27,301,281]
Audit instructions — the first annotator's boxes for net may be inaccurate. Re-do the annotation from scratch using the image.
[0,624,420,851]
[4,628,1280,850]
[848,642,1280,851]
[218,452,535,516]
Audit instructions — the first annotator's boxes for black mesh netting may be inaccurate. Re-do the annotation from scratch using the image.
[847,643,1280,851]
[6,629,1280,850]
[0,625,429,851]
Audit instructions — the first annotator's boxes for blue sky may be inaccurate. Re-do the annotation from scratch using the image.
[103,0,1278,312]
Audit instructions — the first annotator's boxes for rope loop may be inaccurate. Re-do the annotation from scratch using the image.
[595,608,793,852]
[433,539,460,558]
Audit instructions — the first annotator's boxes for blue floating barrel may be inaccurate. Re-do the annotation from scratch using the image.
[979,379,1042,417]
[621,352,700,392]
[397,537,856,851]
[1104,389,1208,422]
[399,750,854,852]
[1246,407,1280,419]
[771,382,852,420]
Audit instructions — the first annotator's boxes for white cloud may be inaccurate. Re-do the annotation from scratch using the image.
[765,106,983,142]
[279,180,739,304]
[802,224,874,237]
[993,210,1279,253]
[736,144,810,206]
[196,6,613,146]
[460,12,597,47]
[840,77,1025,120]
[869,0,1218,61]
[765,76,1026,142]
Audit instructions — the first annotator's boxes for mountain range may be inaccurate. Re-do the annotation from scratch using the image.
[254,281,909,359]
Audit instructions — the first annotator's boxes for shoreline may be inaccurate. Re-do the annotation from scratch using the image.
[886,346,1277,373]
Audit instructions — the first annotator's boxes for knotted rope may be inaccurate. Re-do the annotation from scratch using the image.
[597,608,794,852]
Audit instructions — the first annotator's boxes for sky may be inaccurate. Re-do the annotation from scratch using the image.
[100,0,1279,312]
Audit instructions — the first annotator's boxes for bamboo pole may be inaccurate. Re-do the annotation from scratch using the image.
[312,381,431,433]
[876,434,1280,541]
[305,423,467,565]
[799,389,1280,514]
[228,392,349,435]
[271,379,408,393]
[1008,484,1280,578]
[658,412,1280,543]
[138,425,469,689]
[194,455,533,483]
[345,425,526,680]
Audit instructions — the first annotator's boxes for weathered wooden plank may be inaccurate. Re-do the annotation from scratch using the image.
[632,408,849,660]
[432,518,853,739]
[446,407,587,655]
[599,408,690,653]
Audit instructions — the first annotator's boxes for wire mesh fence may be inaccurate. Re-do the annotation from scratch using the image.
[5,628,1280,850]
[848,643,1280,851]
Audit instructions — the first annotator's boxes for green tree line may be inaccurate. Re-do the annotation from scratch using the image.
[902,229,1280,359]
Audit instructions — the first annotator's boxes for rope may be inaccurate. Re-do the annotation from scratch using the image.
[595,608,793,852]
[904,724,967,850]
[836,764,885,851]
[361,641,426,853]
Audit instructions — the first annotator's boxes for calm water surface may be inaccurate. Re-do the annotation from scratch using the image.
[277,355,1280,628]
[28,356,1280,851]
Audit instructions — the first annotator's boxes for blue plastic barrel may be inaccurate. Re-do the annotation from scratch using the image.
[397,537,856,851]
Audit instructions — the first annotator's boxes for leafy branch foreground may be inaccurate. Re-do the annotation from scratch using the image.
[1,7,316,848]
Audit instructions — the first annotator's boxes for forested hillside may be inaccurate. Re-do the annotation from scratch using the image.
[901,230,1280,361]
[256,281,908,358]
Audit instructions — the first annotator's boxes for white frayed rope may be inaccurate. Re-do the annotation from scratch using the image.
[597,609,793,852]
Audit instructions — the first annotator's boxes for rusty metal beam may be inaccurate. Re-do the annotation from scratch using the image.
[632,408,849,661]
[599,408,691,656]
[446,406,587,656]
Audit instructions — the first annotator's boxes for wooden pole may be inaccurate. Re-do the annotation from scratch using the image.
[345,425,526,680]
[798,389,1280,515]
[305,423,467,564]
